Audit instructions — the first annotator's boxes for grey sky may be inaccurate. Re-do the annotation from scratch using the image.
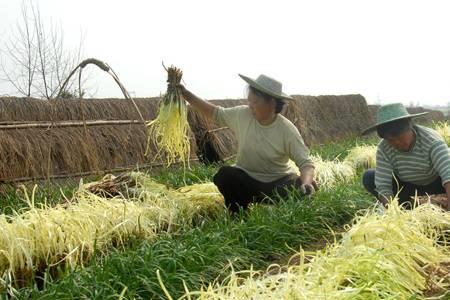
[0,0,449,106]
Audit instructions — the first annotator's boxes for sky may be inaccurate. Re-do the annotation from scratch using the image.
[0,0,449,106]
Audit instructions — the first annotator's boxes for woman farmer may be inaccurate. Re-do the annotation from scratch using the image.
[179,73,316,213]
[362,103,450,210]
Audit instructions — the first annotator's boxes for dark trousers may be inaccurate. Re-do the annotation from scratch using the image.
[362,169,445,208]
[213,166,301,213]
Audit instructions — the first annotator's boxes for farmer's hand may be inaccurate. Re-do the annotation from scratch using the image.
[298,166,316,196]
[298,178,318,196]
[300,182,316,195]
[177,84,189,98]
[177,84,195,104]
[176,84,217,119]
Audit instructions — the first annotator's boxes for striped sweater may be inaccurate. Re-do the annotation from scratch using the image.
[375,125,450,196]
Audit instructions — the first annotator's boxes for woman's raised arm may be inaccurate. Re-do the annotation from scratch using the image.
[179,84,217,120]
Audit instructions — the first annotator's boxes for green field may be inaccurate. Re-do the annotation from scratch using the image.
[0,131,448,299]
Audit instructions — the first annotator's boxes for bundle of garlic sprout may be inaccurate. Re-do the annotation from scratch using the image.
[145,65,191,167]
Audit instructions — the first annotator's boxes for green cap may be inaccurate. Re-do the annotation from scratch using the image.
[362,103,428,135]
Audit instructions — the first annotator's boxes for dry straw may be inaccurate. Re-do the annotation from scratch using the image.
[0,124,191,181]
[0,97,160,122]
[283,95,371,146]
[0,97,202,181]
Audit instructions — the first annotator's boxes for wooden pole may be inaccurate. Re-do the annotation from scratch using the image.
[0,120,146,130]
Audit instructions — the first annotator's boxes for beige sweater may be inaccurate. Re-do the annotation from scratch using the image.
[214,105,314,182]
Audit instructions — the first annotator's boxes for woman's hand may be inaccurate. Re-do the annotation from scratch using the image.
[177,84,189,99]
[176,83,217,119]
[300,181,316,195]
[298,166,316,196]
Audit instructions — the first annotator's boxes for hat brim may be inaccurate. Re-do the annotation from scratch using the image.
[361,112,429,135]
[238,74,294,101]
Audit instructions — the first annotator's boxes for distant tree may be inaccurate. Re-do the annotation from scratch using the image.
[0,1,85,99]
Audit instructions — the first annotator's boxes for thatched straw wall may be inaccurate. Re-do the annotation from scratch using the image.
[188,108,224,163]
[1,125,139,179]
[0,124,198,181]
[0,95,373,181]
[9,95,447,182]
[283,95,371,146]
[406,107,446,123]
[0,97,160,121]
[196,99,247,161]
[368,104,380,124]
[0,97,200,181]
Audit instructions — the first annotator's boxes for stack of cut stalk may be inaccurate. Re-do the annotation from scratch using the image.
[0,173,223,289]
[287,144,380,189]
[288,156,355,189]
[146,65,191,167]
[180,200,450,299]
[344,145,377,170]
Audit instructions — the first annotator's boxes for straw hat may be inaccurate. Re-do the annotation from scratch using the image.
[362,103,428,135]
[239,74,294,101]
